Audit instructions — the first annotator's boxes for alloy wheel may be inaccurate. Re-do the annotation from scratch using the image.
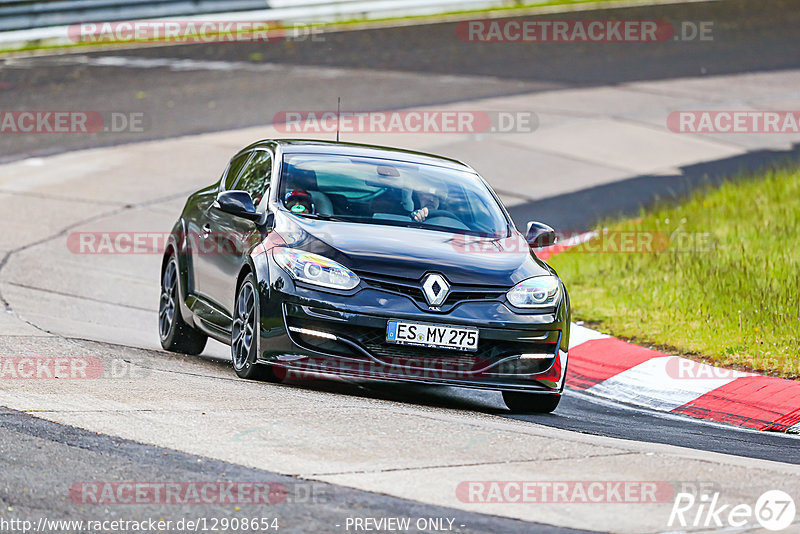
[158,260,177,340]
[232,281,256,370]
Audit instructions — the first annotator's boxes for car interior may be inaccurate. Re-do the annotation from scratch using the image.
[279,157,505,236]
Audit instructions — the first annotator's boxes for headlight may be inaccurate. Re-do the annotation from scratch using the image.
[272,248,360,290]
[507,276,561,308]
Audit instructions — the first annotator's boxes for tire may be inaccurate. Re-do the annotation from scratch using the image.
[231,273,281,382]
[503,391,561,414]
[159,255,207,355]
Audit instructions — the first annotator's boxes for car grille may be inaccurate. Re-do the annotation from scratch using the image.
[356,271,507,311]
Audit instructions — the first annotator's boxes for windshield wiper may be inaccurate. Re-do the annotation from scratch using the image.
[294,212,354,222]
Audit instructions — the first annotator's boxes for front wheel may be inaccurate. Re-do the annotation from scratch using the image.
[159,255,207,355]
[231,273,280,382]
[503,391,561,414]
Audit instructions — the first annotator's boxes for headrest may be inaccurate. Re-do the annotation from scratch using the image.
[284,165,318,191]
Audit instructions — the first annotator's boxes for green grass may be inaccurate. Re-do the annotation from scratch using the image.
[304,0,656,29]
[549,165,800,378]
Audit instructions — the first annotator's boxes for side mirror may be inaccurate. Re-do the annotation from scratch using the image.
[214,190,260,221]
[525,221,557,248]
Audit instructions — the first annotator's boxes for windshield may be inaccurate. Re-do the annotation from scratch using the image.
[279,153,509,237]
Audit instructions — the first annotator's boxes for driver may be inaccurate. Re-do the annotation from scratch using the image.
[410,182,448,222]
[284,189,315,214]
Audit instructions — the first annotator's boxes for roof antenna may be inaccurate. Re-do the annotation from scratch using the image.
[336,97,341,143]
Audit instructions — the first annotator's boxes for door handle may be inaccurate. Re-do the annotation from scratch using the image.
[201,223,212,237]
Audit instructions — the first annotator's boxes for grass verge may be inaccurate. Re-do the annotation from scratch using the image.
[0,0,665,55]
[549,165,800,379]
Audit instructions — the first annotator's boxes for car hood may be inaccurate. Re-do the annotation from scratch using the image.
[274,213,551,286]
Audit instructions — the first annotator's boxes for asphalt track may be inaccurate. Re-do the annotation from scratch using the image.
[358,382,800,465]
[2,0,800,162]
[0,407,577,534]
[2,0,800,532]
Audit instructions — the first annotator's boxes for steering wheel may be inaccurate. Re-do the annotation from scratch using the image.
[411,209,458,221]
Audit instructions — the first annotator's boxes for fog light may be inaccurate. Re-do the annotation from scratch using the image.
[288,326,336,340]
[519,353,552,360]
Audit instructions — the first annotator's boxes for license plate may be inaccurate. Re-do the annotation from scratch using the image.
[386,320,479,352]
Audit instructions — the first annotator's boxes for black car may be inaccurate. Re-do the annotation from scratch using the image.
[159,139,570,413]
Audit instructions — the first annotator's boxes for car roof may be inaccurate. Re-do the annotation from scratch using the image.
[246,139,476,173]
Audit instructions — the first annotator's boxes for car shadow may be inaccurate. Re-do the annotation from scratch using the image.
[508,143,800,231]
[280,375,508,413]
[192,348,565,416]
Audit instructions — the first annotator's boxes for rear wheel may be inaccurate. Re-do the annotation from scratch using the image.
[503,391,561,414]
[159,256,207,355]
[231,273,280,382]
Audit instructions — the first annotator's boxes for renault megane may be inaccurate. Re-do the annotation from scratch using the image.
[158,139,569,413]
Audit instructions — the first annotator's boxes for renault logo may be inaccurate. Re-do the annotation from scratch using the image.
[421,273,450,307]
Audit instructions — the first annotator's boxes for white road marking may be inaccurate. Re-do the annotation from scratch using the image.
[1,54,520,85]
[567,389,800,440]
[568,322,609,349]
[586,356,741,412]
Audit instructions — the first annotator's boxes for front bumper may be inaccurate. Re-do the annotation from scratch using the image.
[256,262,569,393]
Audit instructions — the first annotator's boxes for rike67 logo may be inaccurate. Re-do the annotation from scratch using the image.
[669,490,796,531]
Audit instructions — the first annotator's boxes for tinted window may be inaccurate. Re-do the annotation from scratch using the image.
[280,153,508,237]
[234,150,272,206]
[222,151,252,191]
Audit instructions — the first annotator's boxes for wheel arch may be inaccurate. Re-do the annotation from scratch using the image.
[162,218,195,324]
[236,248,276,346]
[235,263,254,294]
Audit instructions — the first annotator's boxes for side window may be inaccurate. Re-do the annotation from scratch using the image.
[222,152,252,191]
[233,150,272,206]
